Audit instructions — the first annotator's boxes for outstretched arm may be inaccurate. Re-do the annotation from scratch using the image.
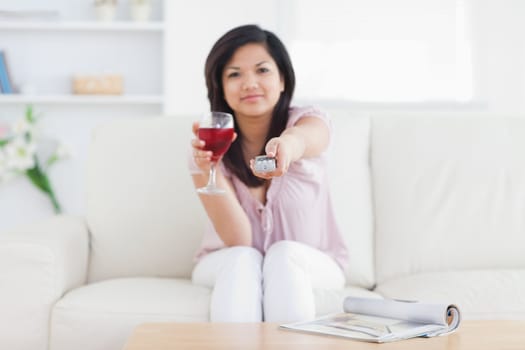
[251,116,330,177]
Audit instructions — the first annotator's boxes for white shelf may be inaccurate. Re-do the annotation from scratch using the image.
[0,94,164,105]
[0,20,164,32]
[0,2,165,111]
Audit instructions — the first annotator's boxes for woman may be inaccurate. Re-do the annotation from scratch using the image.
[189,24,348,323]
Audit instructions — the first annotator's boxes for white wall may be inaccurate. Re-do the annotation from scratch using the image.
[470,0,525,113]
[164,0,525,116]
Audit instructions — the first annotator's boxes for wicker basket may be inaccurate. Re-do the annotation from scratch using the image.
[72,74,123,95]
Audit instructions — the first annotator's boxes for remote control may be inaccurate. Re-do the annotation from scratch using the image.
[254,155,277,173]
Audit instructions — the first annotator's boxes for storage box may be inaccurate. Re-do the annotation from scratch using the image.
[72,74,123,95]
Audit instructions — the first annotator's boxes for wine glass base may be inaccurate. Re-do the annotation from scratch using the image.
[196,186,226,195]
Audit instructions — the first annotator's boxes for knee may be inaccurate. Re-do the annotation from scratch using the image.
[263,240,307,273]
[193,246,263,285]
[223,246,263,270]
[265,240,299,258]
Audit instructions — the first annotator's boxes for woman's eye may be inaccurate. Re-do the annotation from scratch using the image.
[227,72,240,78]
[258,67,270,74]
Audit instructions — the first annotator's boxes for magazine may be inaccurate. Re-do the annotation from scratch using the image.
[280,296,461,343]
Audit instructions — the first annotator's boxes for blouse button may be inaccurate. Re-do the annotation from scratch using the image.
[261,209,273,234]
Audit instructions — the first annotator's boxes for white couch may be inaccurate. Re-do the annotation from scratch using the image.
[1,112,525,350]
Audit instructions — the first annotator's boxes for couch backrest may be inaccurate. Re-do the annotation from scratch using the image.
[372,114,525,284]
[328,112,375,289]
[86,116,207,282]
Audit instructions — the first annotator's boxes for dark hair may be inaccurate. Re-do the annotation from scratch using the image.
[204,24,295,187]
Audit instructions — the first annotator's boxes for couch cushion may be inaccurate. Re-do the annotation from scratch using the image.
[371,114,525,284]
[50,277,210,350]
[328,112,374,289]
[86,116,207,282]
[375,269,525,320]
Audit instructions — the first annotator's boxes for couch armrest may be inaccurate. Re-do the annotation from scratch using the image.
[0,215,89,350]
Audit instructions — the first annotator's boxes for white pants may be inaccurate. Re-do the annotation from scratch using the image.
[192,240,345,323]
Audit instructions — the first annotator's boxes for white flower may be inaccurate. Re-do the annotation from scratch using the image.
[36,138,58,169]
[4,137,37,171]
[55,144,71,159]
[0,150,17,184]
[12,118,33,135]
[2,106,65,213]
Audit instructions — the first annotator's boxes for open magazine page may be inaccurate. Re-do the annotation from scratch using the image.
[280,297,461,343]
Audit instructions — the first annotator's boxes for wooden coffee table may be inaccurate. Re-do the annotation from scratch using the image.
[123,321,525,350]
[124,321,525,350]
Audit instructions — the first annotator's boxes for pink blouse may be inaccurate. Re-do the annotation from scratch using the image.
[190,106,348,269]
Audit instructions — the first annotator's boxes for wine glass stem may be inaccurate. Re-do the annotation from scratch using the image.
[208,162,217,188]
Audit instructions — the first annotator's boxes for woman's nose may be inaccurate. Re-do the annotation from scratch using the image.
[242,74,259,90]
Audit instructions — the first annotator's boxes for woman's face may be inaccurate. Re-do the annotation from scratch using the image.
[222,43,284,120]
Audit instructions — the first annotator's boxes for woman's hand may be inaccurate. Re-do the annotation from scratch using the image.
[250,136,293,179]
[249,116,330,179]
[191,121,237,173]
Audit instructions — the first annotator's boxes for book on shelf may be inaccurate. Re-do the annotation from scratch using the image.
[0,51,15,94]
[280,296,461,343]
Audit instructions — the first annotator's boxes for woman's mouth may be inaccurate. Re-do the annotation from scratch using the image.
[241,94,263,102]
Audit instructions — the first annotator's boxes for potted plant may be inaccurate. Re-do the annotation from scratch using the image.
[130,0,152,22]
[94,0,117,22]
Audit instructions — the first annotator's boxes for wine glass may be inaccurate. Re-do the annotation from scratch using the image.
[196,111,235,195]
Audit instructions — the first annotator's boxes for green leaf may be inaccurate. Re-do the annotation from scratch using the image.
[46,154,59,167]
[25,160,51,194]
[26,168,49,194]
[25,159,62,214]
[25,104,35,124]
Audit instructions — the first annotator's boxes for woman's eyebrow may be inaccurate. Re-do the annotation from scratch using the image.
[226,61,270,70]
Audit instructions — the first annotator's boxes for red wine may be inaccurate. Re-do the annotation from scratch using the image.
[198,127,234,161]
